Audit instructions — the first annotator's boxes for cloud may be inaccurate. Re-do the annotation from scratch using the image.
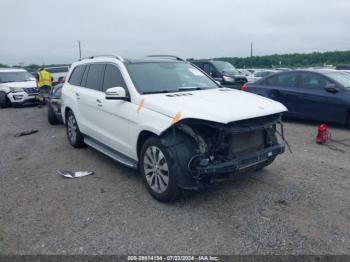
[0,0,349,65]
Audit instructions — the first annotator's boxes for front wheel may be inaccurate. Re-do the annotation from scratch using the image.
[66,111,84,148]
[0,92,9,108]
[140,137,180,202]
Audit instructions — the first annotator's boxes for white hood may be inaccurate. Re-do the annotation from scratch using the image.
[0,81,37,89]
[142,88,287,124]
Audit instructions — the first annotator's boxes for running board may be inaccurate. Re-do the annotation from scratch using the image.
[84,136,138,170]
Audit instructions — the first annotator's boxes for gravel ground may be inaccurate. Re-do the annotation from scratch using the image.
[0,106,350,255]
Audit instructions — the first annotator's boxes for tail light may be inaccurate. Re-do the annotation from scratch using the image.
[241,84,248,91]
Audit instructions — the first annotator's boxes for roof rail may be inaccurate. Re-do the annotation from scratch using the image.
[147,55,186,62]
[80,54,126,62]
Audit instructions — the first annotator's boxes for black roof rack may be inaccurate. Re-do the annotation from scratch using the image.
[147,55,186,62]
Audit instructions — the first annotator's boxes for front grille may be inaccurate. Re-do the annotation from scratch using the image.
[230,130,265,156]
[24,88,39,94]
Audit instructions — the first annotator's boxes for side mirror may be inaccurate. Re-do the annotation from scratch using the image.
[105,86,128,100]
[325,83,338,93]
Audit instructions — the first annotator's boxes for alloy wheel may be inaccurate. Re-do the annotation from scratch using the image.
[67,115,77,144]
[143,146,169,194]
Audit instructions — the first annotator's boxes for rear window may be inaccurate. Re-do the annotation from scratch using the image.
[68,65,86,86]
[326,72,350,89]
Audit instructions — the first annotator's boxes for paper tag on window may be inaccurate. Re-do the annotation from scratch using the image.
[188,68,204,76]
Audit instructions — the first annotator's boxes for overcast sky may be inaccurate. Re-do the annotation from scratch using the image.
[1,0,349,65]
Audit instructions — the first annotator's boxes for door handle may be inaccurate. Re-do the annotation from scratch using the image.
[75,93,80,100]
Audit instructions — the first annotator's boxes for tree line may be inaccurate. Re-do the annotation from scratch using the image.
[217,50,350,69]
[1,50,350,71]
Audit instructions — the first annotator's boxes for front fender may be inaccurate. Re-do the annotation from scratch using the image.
[0,85,11,94]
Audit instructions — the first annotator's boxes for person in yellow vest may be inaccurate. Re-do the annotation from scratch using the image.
[36,67,53,107]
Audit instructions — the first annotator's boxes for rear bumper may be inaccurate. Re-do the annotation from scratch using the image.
[195,143,285,175]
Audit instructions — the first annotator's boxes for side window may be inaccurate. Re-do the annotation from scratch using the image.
[265,73,298,88]
[255,71,270,78]
[81,64,90,87]
[301,73,332,89]
[52,86,62,98]
[102,64,127,92]
[68,65,86,86]
[85,64,106,91]
[203,63,218,77]
[203,63,211,74]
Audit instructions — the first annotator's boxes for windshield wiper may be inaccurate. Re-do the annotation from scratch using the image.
[142,90,170,94]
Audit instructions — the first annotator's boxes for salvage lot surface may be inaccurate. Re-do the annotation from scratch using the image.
[0,107,350,255]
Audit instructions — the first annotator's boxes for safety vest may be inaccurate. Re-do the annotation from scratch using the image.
[37,70,52,88]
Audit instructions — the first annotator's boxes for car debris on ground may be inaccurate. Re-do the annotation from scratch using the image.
[13,129,38,137]
[57,170,95,179]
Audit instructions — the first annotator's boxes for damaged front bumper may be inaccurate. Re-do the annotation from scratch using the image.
[164,113,287,189]
[195,143,285,175]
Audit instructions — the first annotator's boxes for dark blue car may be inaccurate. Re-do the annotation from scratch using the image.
[243,70,350,127]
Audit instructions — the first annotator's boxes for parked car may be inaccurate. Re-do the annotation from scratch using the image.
[47,83,63,125]
[62,54,286,202]
[190,60,247,88]
[45,66,69,85]
[242,70,350,127]
[0,68,39,108]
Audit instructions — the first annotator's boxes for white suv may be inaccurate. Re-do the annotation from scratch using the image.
[62,55,287,202]
[0,68,38,108]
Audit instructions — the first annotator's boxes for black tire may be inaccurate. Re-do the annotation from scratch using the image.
[0,92,8,108]
[48,105,59,125]
[140,136,180,202]
[66,110,84,148]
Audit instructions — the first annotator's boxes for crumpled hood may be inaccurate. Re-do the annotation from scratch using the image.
[142,88,287,124]
[0,81,37,89]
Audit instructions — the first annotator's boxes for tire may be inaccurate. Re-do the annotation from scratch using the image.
[0,92,8,108]
[48,105,59,125]
[140,136,180,202]
[66,111,84,148]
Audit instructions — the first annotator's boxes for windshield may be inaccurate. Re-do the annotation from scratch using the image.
[126,62,218,94]
[0,71,34,83]
[326,72,350,88]
[211,61,239,75]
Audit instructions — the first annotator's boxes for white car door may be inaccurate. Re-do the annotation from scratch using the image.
[78,63,107,142]
[94,63,135,156]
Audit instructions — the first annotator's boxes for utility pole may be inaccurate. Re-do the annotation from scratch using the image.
[78,40,82,60]
[250,42,253,57]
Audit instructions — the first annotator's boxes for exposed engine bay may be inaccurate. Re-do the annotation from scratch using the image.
[161,113,285,187]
